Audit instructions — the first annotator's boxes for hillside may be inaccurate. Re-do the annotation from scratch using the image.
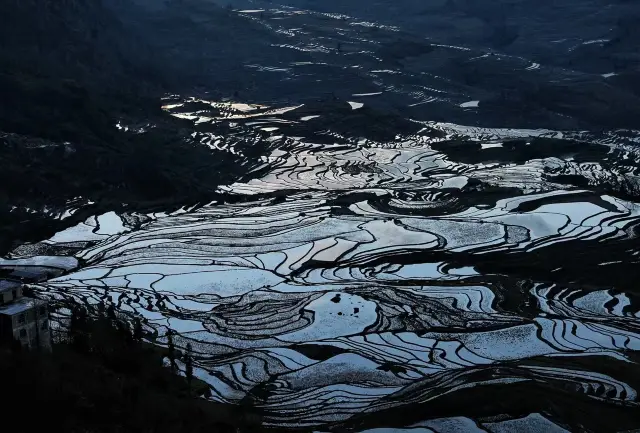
[0,0,275,253]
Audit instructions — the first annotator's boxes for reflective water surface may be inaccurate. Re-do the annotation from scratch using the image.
[11,0,640,431]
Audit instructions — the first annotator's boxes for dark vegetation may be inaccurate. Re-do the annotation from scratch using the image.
[0,0,273,254]
[0,305,263,433]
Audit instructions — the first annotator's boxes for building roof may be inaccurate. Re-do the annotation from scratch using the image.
[8,268,45,280]
[0,279,21,293]
[0,297,47,316]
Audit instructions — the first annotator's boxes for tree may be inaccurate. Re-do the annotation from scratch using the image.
[28,298,41,351]
[185,342,194,394]
[97,301,105,317]
[133,317,143,342]
[69,306,89,351]
[115,318,132,346]
[106,303,117,322]
[166,329,177,374]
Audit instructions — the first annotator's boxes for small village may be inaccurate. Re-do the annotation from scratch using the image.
[0,279,51,350]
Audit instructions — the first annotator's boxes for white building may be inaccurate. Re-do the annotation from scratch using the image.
[0,280,51,350]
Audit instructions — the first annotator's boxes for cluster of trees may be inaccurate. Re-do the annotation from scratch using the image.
[64,305,203,397]
[0,304,262,433]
